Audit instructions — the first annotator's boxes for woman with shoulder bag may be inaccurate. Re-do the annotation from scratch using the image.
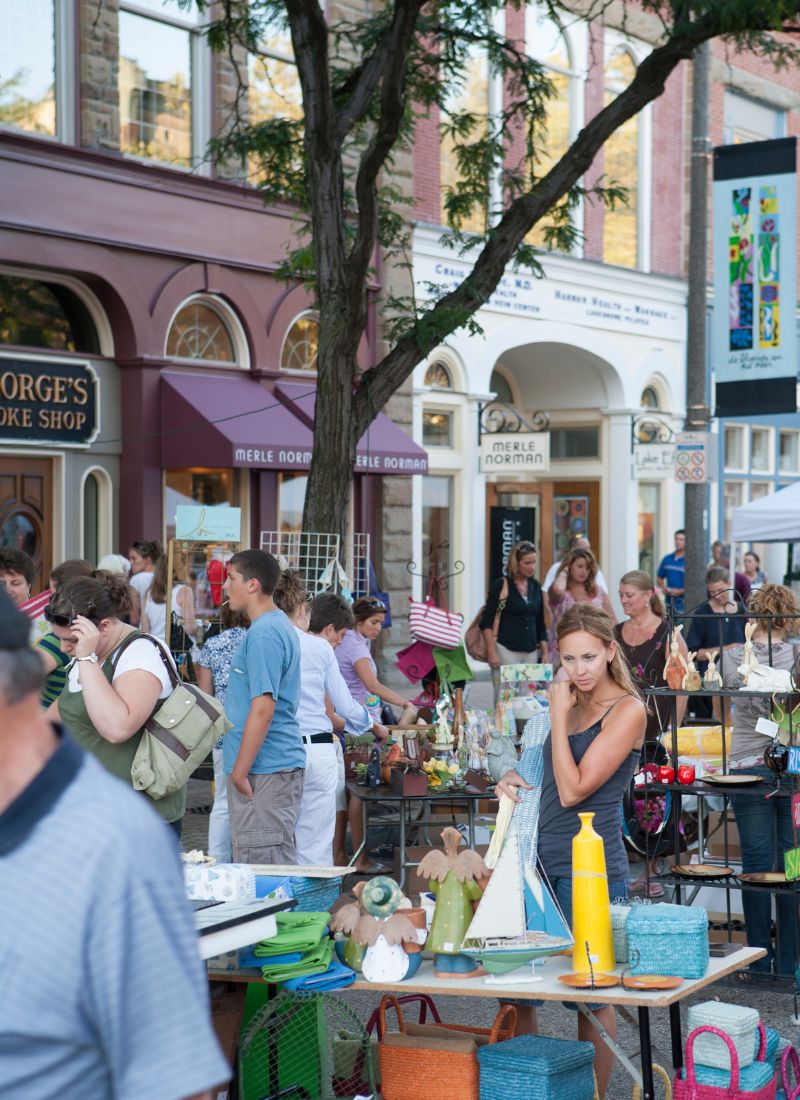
[45,574,186,835]
[480,540,548,702]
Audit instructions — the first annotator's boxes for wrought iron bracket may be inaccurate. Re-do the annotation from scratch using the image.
[477,400,550,443]
[631,413,677,452]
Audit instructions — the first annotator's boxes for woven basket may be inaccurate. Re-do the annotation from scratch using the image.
[610,904,631,964]
[627,903,709,979]
[779,1045,800,1100]
[688,1003,759,1070]
[478,1034,596,1100]
[289,876,342,913]
[378,995,515,1100]
[674,1026,776,1100]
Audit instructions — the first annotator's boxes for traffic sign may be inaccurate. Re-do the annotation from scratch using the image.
[674,432,716,484]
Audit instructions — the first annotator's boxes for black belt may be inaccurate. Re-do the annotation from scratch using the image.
[301,733,335,744]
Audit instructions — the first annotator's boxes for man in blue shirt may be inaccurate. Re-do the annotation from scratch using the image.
[223,550,303,863]
[657,528,686,613]
[0,590,228,1100]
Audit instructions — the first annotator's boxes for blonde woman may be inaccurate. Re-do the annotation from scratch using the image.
[480,540,548,702]
[547,548,616,667]
[497,604,646,1096]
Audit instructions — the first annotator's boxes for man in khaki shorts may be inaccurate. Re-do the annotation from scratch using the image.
[223,550,304,864]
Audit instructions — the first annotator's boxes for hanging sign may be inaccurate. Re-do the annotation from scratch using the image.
[175,506,241,542]
[712,137,797,416]
[480,432,550,473]
[787,746,800,776]
[633,443,674,479]
[792,791,800,830]
[674,432,715,484]
[785,846,800,882]
[0,358,98,446]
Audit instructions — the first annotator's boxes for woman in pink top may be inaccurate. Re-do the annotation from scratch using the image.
[547,548,615,668]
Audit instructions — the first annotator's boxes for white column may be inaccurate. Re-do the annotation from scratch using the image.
[606,411,638,614]
[466,395,491,613]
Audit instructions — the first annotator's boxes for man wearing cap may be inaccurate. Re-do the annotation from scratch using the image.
[0,590,229,1100]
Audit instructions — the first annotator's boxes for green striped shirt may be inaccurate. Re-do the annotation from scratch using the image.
[38,633,70,707]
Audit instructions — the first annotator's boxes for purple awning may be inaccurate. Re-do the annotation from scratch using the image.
[160,372,428,474]
[275,382,429,475]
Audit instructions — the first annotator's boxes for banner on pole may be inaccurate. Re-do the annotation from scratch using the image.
[712,137,797,417]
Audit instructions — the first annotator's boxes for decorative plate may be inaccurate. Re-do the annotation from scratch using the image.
[701,774,763,786]
[671,863,735,880]
[739,872,787,886]
[622,975,684,991]
[558,973,620,989]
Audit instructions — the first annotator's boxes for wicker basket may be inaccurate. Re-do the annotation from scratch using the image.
[688,1003,759,1070]
[779,1044,800,1100]
[674,1025,775,1100]
[610,904,631,964]
[378,994,515,1100]
[478,1034,596,1100]
[289,876,342,913]
[627,903,709,979]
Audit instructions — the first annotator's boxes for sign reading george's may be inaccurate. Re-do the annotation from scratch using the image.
[480,432,550,473]
[0,359,98,446]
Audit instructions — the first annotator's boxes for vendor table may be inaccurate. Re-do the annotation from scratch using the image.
[347,781,495,887]
[210,945,766,1100]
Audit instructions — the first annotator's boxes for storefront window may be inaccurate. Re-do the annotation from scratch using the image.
[118,1,198,167]
[780,430,800,474]
[750,427,772,473]
[422,475,454,581]
[603,48,639,268]
[166,299,238,364]
[279,472,308,533]
[164,468,238,542]
[550,427,599,460]
[422,410,453,448]
[0,275,99,353]
[723,481,745,542]
[0,0,57,136]
[440,45,488,232]
[83,472,99,565]
[281,314,319,372]
[637,482,658,576]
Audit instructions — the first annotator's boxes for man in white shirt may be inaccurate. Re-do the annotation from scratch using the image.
[542,535,608,595]
[293,593,383,866]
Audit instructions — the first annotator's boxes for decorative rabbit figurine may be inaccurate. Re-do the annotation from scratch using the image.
[739,622,760,684]
[703,648,722,690]
[682,651,702,691]
[664,625,687,690]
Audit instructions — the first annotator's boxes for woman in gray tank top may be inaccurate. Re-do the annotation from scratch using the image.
[497,603,646,1098]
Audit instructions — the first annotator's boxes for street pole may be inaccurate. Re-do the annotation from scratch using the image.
[684,41,712,614]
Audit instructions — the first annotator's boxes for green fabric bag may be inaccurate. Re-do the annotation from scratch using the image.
[113,634,232,800]
[432,643,474,686]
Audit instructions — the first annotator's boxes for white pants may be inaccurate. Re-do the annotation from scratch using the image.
[491,643,541,703]
[334,738,347,812]
[208,744,231,863]
[295,742,338,866]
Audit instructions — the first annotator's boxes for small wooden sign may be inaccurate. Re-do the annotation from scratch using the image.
[784,846,800,882]
[792,792,800,830]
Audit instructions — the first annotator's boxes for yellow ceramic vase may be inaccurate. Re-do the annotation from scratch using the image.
[571,812,615,973]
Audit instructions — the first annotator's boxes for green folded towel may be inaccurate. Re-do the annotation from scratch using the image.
[253,911,330,957]
[259,938,334,983]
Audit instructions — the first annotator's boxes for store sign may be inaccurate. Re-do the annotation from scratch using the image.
[674,432,715,484]
[480,432,550,473]
[784,845,800,882]
[175,506,241,542]
[787,746,800,776]
[0,358,98,445]
[712,138,797,416]
[633,443,674,479]
[489,506,535,581]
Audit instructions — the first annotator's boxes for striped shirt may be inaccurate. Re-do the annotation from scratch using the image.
[37,632,70,706]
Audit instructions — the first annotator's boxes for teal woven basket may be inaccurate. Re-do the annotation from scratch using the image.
[688,1002,759,1069]
[610,904,631,964]
[289,876,342,913]
[478,1034,595,1100]
[627,903,709,979]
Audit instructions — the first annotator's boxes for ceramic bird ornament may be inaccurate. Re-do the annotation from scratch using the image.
[664,625,687,690]
[682,651,701,691]
[703,649,722,690]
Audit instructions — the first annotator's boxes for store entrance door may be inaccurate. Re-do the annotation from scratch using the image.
[486,481,600,585]
[0,457,53,592]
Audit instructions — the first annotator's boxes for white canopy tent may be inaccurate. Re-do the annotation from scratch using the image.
[730,481,800,544]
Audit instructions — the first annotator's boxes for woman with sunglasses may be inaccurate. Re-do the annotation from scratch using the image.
[45,574,186,832]
[335,596,416,720]
[480,540,548,702]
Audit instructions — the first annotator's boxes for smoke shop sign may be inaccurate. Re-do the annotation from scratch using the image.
[0,359,98,445]
[480,432,550,473]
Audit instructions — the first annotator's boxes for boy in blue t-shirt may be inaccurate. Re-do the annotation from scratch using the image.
[657,529,686,613]
[223,549,303,864]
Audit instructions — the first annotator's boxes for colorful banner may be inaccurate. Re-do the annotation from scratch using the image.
[712,138,797,416]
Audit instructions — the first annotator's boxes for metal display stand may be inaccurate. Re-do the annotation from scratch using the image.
[640,603,800,987]
[258,531,371,598]
[165,538,241,680]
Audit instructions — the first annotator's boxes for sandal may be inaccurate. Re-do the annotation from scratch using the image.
[347,860,390,876]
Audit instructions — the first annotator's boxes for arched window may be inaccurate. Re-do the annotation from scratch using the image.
[424,361,453,389]
[525,6,579,249]
[490,368,514,406]
[440,46,489,232]
[166,296,244,365]
[640,385,660,409]
[0,274,99,353]
[83,472,99,565]
[281,312,319,372]
[603,48,639,268]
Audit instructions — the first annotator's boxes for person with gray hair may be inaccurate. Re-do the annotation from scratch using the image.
[0,589,229,1099]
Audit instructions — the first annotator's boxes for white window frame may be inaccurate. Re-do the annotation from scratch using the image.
[422,407,455,449]
[723,479,746,542]
[118,0,211,173]
[779,429,800,475]
[164,293,249,369]
[723,424,747,474]
[279,310,319,375]
[0,0,76,144]
[602,30,653,273]
[723,89,787,145]
[749,425,773,475]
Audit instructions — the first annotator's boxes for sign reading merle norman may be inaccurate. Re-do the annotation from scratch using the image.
[0,359,98,445]
[480,432,550,473]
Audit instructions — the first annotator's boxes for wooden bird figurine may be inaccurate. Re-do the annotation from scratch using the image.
[664,625,687,690]
[682,651,702,691]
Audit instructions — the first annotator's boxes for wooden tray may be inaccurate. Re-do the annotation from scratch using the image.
[558,973,620,989]
[701,774,762,786]
[739,872,787,886]
[622,975,684,991]
[671,863,734,880]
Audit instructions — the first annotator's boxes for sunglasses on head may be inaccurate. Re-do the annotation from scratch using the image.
[44,605,75,628]
[362,598,386,612]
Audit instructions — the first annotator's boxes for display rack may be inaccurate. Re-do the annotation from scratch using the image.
[258,530,371,598]
[639,603,799,985]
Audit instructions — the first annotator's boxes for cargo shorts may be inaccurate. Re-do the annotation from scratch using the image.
[227,768,305,865]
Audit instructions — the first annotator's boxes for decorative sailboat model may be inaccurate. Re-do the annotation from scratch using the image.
[460,712,574,976]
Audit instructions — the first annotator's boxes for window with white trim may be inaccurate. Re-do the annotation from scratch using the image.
[603,47,640,268]
[118,0,207,168]
[724,90,786,145]
[166,296,247,367]
[750,427,772,473]
[422,410,453,448]
[424,361,453,390]
[723,481,745,542]
[281,313,318,373]
[724,425,746,471]
[249,12,302,127]
[440,45,489,232]
[0,0,74,141]
[779,430,800,474]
